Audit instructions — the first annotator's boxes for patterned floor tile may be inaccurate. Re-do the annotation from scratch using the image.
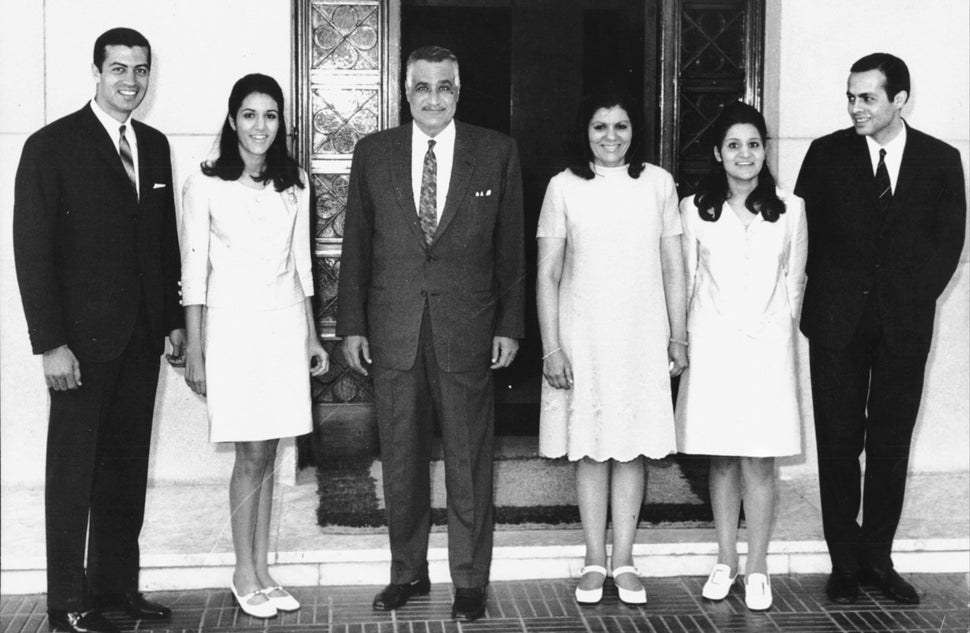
[3,574,968,633]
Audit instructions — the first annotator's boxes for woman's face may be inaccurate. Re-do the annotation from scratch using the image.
[229,92,280,160]
[715,123,765,185]
[588,106,632,168]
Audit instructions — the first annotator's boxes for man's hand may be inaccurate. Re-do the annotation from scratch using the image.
[491,336,519,369]
[43,345,81,390]
[342,335,372,376]
[166,328,187,367]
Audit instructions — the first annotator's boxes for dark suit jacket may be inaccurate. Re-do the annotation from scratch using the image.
[795,124,966,357]
[13,104,184,362]
[336,121,525,372]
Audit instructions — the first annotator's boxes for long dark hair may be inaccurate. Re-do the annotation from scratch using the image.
[694,101,785,222]
[201,73,304,192]
[567,91,646,180]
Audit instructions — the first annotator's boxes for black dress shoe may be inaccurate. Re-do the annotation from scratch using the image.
[91,592,171,619]
[825,570,859,604]
[860,567,920,604]
[451,586,487,622]
[48,610,120,633]
[372,576,431,611]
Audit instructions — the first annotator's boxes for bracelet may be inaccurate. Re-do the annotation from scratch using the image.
[542,347,561,360]
[669,337,688,346]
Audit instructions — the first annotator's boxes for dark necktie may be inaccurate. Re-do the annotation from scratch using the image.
[119,124,138,196]
[875,148,891,212]
[418,139,437,244]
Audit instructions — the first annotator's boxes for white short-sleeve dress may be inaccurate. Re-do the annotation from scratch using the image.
[180,172,315,442]
[675,189,807,457]
[537,163,681,462]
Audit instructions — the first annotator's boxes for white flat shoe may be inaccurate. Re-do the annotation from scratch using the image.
[611,566,647,605]
[262,585,300,611]
[231,583,277,619]
[574,565,608,604]
[744,573,772,611]
[701,564,738,600]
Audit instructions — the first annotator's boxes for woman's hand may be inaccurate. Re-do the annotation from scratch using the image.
[184,348,206,396]
[309,338,330,377]
[668,341,688,377]
[543,349,574,389]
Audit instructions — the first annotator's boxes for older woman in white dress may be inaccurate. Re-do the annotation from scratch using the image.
[181,74,328,619]
[675,102,807,611]
[537,92,688,606]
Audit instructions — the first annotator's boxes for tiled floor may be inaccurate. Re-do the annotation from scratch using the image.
[3,574,968,633]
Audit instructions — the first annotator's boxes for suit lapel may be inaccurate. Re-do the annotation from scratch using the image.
[389,129,428,246]
[434,123,476,243]
[845,132,881,220]
[133,121,152,202]
[887,125,919,222]
[80,106,140,208]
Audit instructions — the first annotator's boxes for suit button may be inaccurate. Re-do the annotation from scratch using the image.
[426,255,436,263]
[863,290,870,295]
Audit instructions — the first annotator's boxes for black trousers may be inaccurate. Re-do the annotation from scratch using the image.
[372,307,495,588]
[45,300,160,610]
[809,296,928,574]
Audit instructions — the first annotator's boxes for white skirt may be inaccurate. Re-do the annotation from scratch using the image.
[675,325,802,458]
[204,302,313,442]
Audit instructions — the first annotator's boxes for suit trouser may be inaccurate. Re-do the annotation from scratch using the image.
[372,307,495,588]
[809,296,927,574]
[45,299,160,610]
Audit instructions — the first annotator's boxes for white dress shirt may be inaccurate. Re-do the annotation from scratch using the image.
[411,120,455,221]
[90,100,140,194]
[865,123,907,193]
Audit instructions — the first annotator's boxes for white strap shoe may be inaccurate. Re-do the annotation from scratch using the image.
[701,563,738,600]
[611,566,647,605]
[262,585,300,612]
[231,583,277,619]
[574,565,608,604]
[744,573,773,611]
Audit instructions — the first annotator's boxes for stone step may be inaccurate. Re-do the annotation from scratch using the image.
[2,473,967,594]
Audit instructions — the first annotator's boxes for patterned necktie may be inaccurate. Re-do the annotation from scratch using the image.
[119,124,138,196]
[418,139,437,244]
[875,148,892,212]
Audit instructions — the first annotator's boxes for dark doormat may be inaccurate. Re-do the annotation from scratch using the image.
[316,438,713,532]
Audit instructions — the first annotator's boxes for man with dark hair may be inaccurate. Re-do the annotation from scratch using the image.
[13,27,183,633]
[796,52,966,605]
[337,45,525,621]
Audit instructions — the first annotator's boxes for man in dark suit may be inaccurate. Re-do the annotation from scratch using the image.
[795,53,966,606]
[337,45,525,622]
[13,27,184,633]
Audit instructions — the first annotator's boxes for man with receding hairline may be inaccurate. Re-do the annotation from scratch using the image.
[796,52,966,606]
[337,45,525,622]
[14,27,183,633]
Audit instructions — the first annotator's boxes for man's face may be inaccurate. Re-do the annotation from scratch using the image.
[406,60,459,137]
[846,69,905,145]
[92,45,150,123]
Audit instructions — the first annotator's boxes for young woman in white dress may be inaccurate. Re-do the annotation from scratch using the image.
[181,74,329,619]
[537,92,688,606]
[675,102,807,611]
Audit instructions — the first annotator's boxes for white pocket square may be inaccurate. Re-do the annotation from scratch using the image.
[474,189,492,197]
[153,183,167,189]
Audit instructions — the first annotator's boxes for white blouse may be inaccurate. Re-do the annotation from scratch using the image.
[180,171,314,310]
[681,188,807,338]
